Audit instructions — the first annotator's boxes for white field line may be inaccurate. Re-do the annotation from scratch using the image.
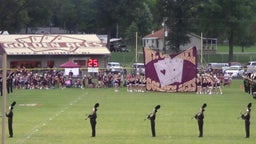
[13,94,85,144]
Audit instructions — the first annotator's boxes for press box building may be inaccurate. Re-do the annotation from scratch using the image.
[0,34,111,73]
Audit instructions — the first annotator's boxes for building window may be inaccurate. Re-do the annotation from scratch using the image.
[74,60,86,67]
[10,61,41,69]
[203,38,218,50]
[47,60,54,68]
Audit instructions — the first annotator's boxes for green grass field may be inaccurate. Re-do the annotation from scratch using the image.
[1,79,256,144]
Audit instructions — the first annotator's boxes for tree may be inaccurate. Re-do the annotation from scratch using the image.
[145,0,161,30]
[197,0,256,61]
[55,0,79,33]
[156,0,196,53]
[234,19,256,52]
[0,0,29,33]
[24,0,53,28]
[76,0,98,33]
[135,3,153,37]
[125,21,138,45]
[94,0,145,37]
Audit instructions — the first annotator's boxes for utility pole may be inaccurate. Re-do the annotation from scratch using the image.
[135,32,138,62]
[116,24,119,38]
[201,32,203,64]
[162,17,168,54]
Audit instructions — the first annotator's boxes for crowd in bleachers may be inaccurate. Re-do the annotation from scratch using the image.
[0,65,235,95]
[0,66,147,93]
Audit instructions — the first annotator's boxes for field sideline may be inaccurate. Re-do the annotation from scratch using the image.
[1,79,256,144]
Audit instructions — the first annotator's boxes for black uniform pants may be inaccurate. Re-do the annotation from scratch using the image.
[7,81,13,94]
[90,120,96,137]
[0,84,2,96]
[150,120,155,137]
[198,120,203,137]
[245,121,250,138]
[8,121,13,137]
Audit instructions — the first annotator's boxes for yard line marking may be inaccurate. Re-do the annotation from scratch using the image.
[13,94,85,144]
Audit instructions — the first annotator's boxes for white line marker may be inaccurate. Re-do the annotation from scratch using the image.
[14,95,84,144]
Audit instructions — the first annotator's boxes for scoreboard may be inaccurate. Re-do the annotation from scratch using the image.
[87,58,99,72]
[87,58,98,67]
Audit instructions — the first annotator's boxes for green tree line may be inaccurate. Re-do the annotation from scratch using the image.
[1,0,256,61]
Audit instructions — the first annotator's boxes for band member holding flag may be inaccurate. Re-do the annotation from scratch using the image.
[240,103,252,138]
[87,103,99,137]
[146,105,160,137]
[193,103,207,137]
[6,101,16,138]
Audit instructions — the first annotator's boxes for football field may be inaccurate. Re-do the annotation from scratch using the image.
[1,79,255,144]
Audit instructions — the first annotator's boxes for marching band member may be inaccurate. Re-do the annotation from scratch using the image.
[88,103,99,137]
[240,103,252,138]
[194,103,207,137]
[146,105,160,137]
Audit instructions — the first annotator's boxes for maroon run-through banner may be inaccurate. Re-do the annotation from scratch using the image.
[143,47,197,92]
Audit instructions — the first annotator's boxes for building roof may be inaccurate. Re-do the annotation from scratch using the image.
[143,29,205,40]
[0,34,111,55]
[143,29,165,39]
